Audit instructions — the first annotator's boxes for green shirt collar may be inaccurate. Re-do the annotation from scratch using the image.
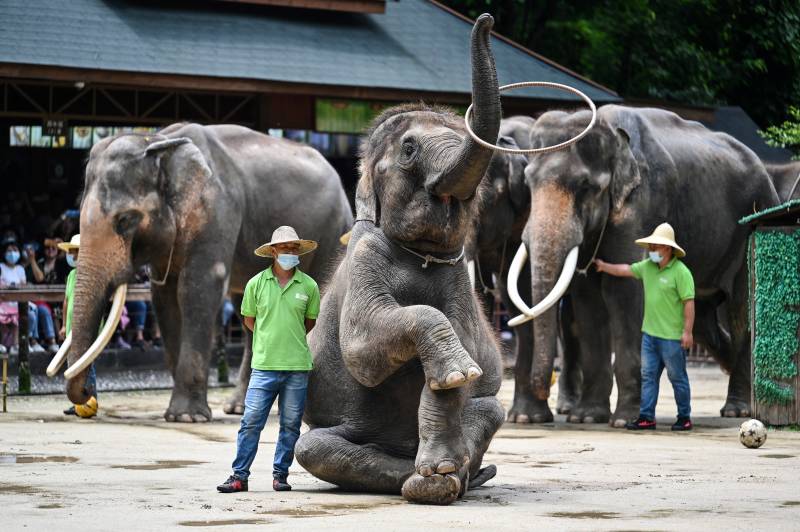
[661,256,679,270]
[264,266,302,284]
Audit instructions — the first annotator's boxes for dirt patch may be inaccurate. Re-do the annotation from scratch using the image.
[111,460,206,470]
[549,511,620,519]
[317,501,402,511]
[0,454,79,464]
[759,454,796,459]
[781,501,800,507]
[268,508,331,518]
[0,483,43,495]
[37,503,64,509]
[179,519,269,527]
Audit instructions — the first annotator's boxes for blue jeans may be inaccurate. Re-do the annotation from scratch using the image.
[36,304,55,340]
[640,333,691,419]
[126,301,147,331]
[232,370,308,481]
[85,363,97,397]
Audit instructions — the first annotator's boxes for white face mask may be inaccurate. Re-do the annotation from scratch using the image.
[649,251,663,263]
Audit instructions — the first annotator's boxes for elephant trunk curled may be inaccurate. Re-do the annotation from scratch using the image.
[425,14,501,200]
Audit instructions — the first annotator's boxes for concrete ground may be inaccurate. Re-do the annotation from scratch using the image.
[1,365,798,531]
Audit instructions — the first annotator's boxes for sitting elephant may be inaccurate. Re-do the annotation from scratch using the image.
[295,15,504,505]
[62,123,352,422]
[505,105,780,426]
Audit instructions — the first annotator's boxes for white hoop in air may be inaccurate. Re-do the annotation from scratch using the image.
[464,81,597,155]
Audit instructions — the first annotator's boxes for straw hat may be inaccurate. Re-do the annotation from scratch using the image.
[57,234,80,252]
[634,223,685,258]
[254,226,317,257]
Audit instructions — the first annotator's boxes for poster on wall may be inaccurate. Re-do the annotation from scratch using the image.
[72,127,93,149]
[30,126,53,148]
[9,126,30,146]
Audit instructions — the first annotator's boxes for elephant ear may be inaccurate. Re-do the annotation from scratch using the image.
[144,136,213,203]
[610,127,641,213]
[497,136,528,212]
[355,160,378,224]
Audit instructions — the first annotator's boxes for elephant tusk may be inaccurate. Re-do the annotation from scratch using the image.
[507,246,579,327]
[46,332,72,377]
[64,284,128,380]
[467,259,476,288]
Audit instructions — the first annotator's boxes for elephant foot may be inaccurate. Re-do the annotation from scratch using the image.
[165,392,212,423]
[720,399,751,418]
[610,404,639,428]
[222,390,245,415]
[567,403,610,424]
[556,395,578,415]
[425,347,482,391]
[402,472,462,505]
[506,397,553,423]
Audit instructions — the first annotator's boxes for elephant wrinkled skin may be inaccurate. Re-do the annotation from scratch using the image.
[66,124,352,422]
[295,15,504,505]
[508,105,780,426]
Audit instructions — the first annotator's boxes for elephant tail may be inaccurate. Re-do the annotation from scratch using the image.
[469,464,497,488]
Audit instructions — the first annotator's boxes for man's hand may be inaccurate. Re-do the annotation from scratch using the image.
[594,259,634,278]
[25,247,36,262]
[681,330,693,350]
[58,326,66,342]
[594,259,608,273]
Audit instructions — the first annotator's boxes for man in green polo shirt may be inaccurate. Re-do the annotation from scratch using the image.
[217,226,320,493]
[595,222,695,431]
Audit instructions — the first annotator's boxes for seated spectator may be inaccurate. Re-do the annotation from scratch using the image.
[24,239,64,354]
[0,239,56,354]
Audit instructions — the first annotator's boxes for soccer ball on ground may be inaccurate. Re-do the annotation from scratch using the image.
[739,419,767,449]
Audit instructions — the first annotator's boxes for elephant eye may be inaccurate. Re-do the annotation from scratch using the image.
[402,141,416,158]
[114,210,143,237]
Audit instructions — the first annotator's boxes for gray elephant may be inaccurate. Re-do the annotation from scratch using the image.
[504,105,780,426]
[61,123,352,422]
[294,15,504,505]
[466,119,582,422]
[765,161,800,201]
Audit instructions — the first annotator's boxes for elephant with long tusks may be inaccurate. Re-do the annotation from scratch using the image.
[505,105,780,426]
[55,122,352,422]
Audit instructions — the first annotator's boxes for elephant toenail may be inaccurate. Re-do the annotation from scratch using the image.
[419,465,433,477]
[466,367,482,380]
[516,414,530,423]
[436,461,456,474]
[444,371,466,387]
[429,380,441,390]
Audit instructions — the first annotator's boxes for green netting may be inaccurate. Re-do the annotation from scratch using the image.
[752,229,800,405]
[739,199,800,225]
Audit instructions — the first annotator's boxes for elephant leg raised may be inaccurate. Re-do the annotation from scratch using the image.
[567,274,614,424]
[721,264,751,417]
[223,293,250,415]
[556,295,582,415]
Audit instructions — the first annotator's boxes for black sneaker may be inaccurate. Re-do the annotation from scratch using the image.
[626,417,656,430]
[671,417,693,431]
[272,476,291,491]
[217,475,248,493]
[63,405,77,416]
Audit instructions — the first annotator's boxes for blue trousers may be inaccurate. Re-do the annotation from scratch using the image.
[639,333,691,419]
[232,370,308,481]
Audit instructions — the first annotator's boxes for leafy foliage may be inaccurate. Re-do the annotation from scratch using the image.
[759,106,800,158]
[440,0,800,127]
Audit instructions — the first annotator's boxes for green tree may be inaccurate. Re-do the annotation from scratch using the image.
[440,0,800,128]
[760,106,800,159]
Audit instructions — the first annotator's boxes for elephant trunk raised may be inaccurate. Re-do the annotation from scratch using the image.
[64,213,131,405]
[425,13,501,200]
